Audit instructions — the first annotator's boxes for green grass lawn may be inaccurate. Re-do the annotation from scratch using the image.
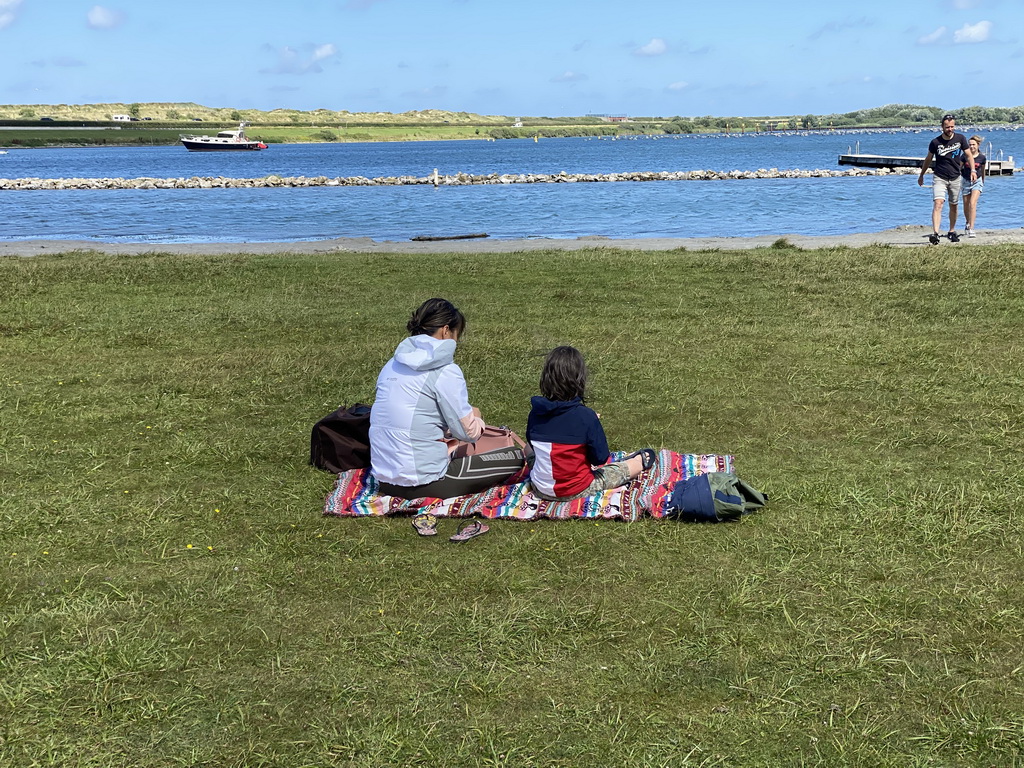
[257,125,493,143]
[0,124,504,149]
[0,128,194,148]
[2,245,1023,767]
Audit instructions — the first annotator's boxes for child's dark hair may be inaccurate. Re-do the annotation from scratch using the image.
[540,346,588,402]
[407,298,466,337]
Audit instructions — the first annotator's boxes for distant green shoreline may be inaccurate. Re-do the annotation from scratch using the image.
[2,101,1023,148]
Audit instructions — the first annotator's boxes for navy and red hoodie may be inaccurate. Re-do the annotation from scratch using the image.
[526,396,610,498]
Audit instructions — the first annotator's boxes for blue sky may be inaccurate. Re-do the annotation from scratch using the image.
[1,0,1020,117]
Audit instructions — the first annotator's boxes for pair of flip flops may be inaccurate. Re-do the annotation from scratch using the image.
[412,514,489,541]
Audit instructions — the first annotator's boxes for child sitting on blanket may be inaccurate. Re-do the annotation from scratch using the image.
[526,346,655,501]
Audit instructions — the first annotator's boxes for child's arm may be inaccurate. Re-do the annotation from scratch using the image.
[586,411,611,466]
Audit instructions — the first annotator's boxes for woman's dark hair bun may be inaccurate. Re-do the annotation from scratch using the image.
[407,298,467,337]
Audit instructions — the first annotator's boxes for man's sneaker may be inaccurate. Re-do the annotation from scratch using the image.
[928,232,940,245]
[947,231,960,243]
[967,227,976,238]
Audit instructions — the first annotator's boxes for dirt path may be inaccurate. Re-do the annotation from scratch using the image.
[3,225,1023,257]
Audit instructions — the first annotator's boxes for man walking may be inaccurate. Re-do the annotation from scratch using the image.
[918,114,974,244]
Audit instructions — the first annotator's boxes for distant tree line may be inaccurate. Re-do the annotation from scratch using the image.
[660,104,1024,134]
[811,104,1024,127]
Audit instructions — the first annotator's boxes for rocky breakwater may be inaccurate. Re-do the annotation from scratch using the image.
[0,167,918,191]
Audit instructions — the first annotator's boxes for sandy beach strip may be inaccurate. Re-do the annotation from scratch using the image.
[2,225,1023,257]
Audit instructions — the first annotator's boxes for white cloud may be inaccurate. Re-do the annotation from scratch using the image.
[918,26,946,45]
[87,5,125,29]
[954,20,992,43]
[262,43,338,75]
[551,71,587,83]
[634,38,667,56]
[667,81,689,91]
[313,43,337,61]
[0,0,23,30]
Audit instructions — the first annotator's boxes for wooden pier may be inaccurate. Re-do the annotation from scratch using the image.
[838,153,1015,175]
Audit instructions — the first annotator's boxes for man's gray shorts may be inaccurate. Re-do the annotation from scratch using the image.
[932,175,963,203]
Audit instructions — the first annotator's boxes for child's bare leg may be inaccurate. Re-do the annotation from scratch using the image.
[624,455,645,479]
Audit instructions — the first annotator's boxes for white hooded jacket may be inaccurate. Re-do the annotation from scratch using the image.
[369,334,484,486]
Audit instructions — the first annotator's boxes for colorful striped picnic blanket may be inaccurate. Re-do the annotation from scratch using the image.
[323,450,733,522]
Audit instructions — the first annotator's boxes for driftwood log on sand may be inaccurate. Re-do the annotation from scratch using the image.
[410,233,489,242]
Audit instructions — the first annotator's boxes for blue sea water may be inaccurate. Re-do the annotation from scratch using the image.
[1,130,1021,243]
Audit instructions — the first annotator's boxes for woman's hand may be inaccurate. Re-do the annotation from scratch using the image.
[460,409,485,441]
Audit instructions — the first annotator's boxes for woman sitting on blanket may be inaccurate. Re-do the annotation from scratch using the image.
[369,298,526,501]
[526,346,655,501]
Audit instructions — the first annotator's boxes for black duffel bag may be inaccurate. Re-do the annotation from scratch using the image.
[310,403,372,473]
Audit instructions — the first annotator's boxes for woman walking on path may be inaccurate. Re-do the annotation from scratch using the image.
[962,135,986,238]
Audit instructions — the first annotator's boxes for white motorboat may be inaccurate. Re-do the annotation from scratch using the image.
[180,122,267,151]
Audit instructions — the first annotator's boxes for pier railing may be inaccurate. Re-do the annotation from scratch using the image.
[838,153,1015,175]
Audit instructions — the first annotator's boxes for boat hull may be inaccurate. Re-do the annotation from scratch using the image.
[181,140,265,151]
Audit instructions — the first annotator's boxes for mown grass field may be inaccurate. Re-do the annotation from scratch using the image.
[0,125,489,149]
[257,124,493,144]
[0,123,571,149]
[2,245,1023,767]
[0,128,192,148]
